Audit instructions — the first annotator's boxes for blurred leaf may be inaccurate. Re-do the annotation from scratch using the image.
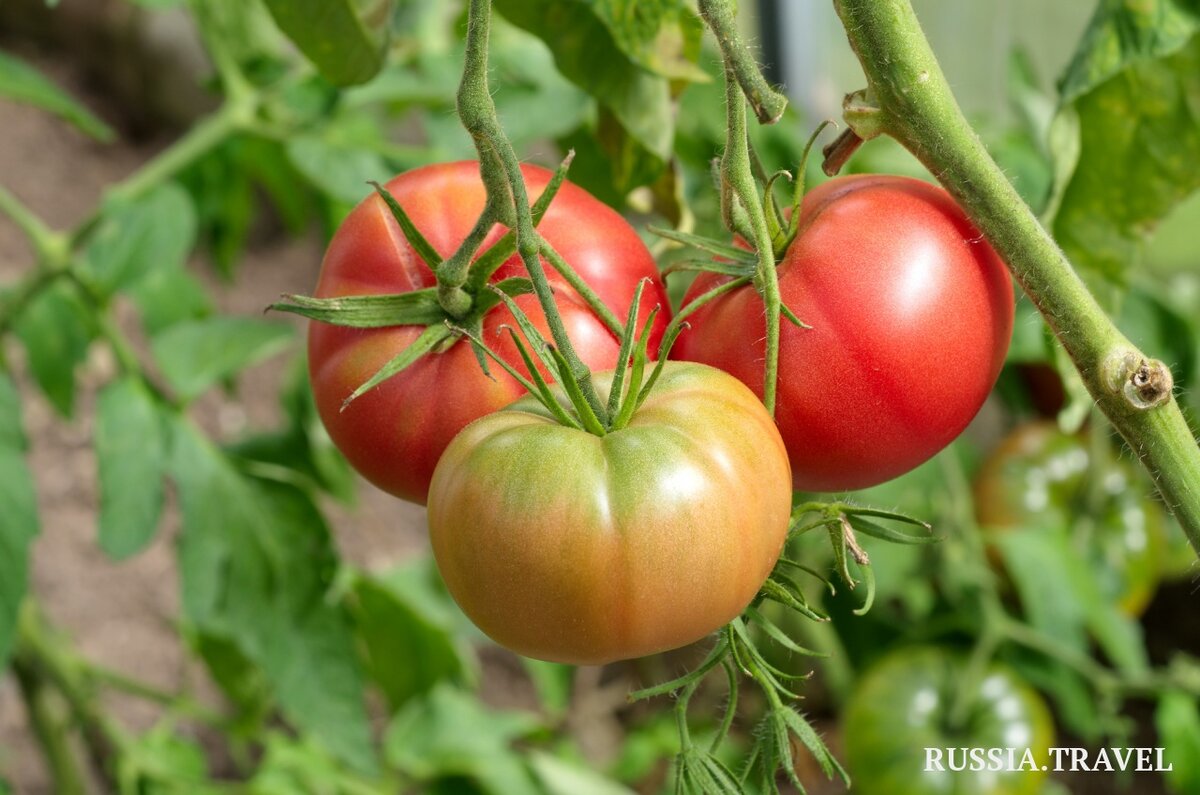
[228,357,357,504]
[262,0,388,87]
[171,421,374,772]
[194,631,271,729]
[287,131,392,205]
[1117,285,1197,390]
[1158,689,1200,793]
[529,751,637,795]
[115,725,217,794]
[1058,0,1199,103]
[128,266,213,336]
[1053,28,1200,291]
[151,316,292,400]
[250,733,395,794]
[994,529,1090,653]
[0,49,114,141]
[84,183,196,300]
[96,378,166,560]
[522,659,574,719]
[0,374,38,669]
[385,684,543,795]
[14,281,93,417]
[495,0,675,163]
[349,567,471,711]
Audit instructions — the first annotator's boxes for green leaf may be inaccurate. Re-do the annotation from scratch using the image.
[127,267,213,336]
[0,49,114,140]
[14,282,93,417]
[384,684,543,795]
[1058,0,1200,103]
[0,374,38,669]
[349,567,472,711]
[1053,29,1200,290]
[95,378,166,560]
[150,316,292,400]
[528,751,637,795]
[286,131,392,205]
[250,733,394,795]
[1157,689,1200,794]
[170,421,374,772]
[261,0,387,87]
[495,0,675,161]
[83,183,197,296]
[993,529,1090,654]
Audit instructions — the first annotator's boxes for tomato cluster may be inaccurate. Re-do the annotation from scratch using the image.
[304,163,1016,664]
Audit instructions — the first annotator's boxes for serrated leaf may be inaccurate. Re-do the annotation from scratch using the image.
[0,374,38,669]
[0,49,114,140]
[1053,31,1200,291]
[349,568,471,711]
[262,0,387,87]
[151,316,292,400]
[170,420,374,771]
[14,282,93,417]
[96,378,165,560]
[83,183,196,296]
[1157,690,1200,794]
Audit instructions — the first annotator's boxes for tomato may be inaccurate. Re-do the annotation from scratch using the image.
[843,647,1055,795]
[973,422,1166,616]
[673,175,1014,492]
[426,361,793,665]
[307,161,670,504]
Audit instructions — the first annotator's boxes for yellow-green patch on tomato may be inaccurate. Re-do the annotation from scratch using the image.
[427,362,793,665]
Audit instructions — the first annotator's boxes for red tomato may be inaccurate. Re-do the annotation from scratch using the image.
[673,175,1014,492]
[308,162,670,504]
[427,362,793,664]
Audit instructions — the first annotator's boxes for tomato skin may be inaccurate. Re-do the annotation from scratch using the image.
[843,647,1055,795]
[426,362,793,665]
[673,175,1014,492]
[973,422,1165,616]
[307,162,670,504]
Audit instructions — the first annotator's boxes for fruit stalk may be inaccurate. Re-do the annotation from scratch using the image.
[832,0,1200,556]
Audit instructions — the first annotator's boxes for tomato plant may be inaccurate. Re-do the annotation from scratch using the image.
[673,174,1015,492]
[307,161,670,504]
[974,421,1166,616]
[426,361,793,665]
[843,646,1055,795]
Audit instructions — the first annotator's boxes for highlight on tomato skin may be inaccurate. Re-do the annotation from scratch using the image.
[673,174,1016,493]
[306,161,671,505]
[425,361,794,666]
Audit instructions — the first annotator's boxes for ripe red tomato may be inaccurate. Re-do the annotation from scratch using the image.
[843,646,1055,795]
[426,362,793,665]
[307,162,670,504]
[673,175,1014,492]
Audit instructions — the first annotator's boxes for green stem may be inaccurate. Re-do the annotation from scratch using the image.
[832,0,1200,556]
[0,185,68,263]
[456,0,608,425]
[697,0,788,124]
[11,650,88,795]
[718,65,782,415]
[104,103,246,209]
[15,604,125,788]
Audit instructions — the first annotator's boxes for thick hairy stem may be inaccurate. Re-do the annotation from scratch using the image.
[832,0,1200,555]
[697,0,788,124]
[457,0,607,423]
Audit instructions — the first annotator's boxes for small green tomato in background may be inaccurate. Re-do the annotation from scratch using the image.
[426,361,793,665]
[843,647,1055,795]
